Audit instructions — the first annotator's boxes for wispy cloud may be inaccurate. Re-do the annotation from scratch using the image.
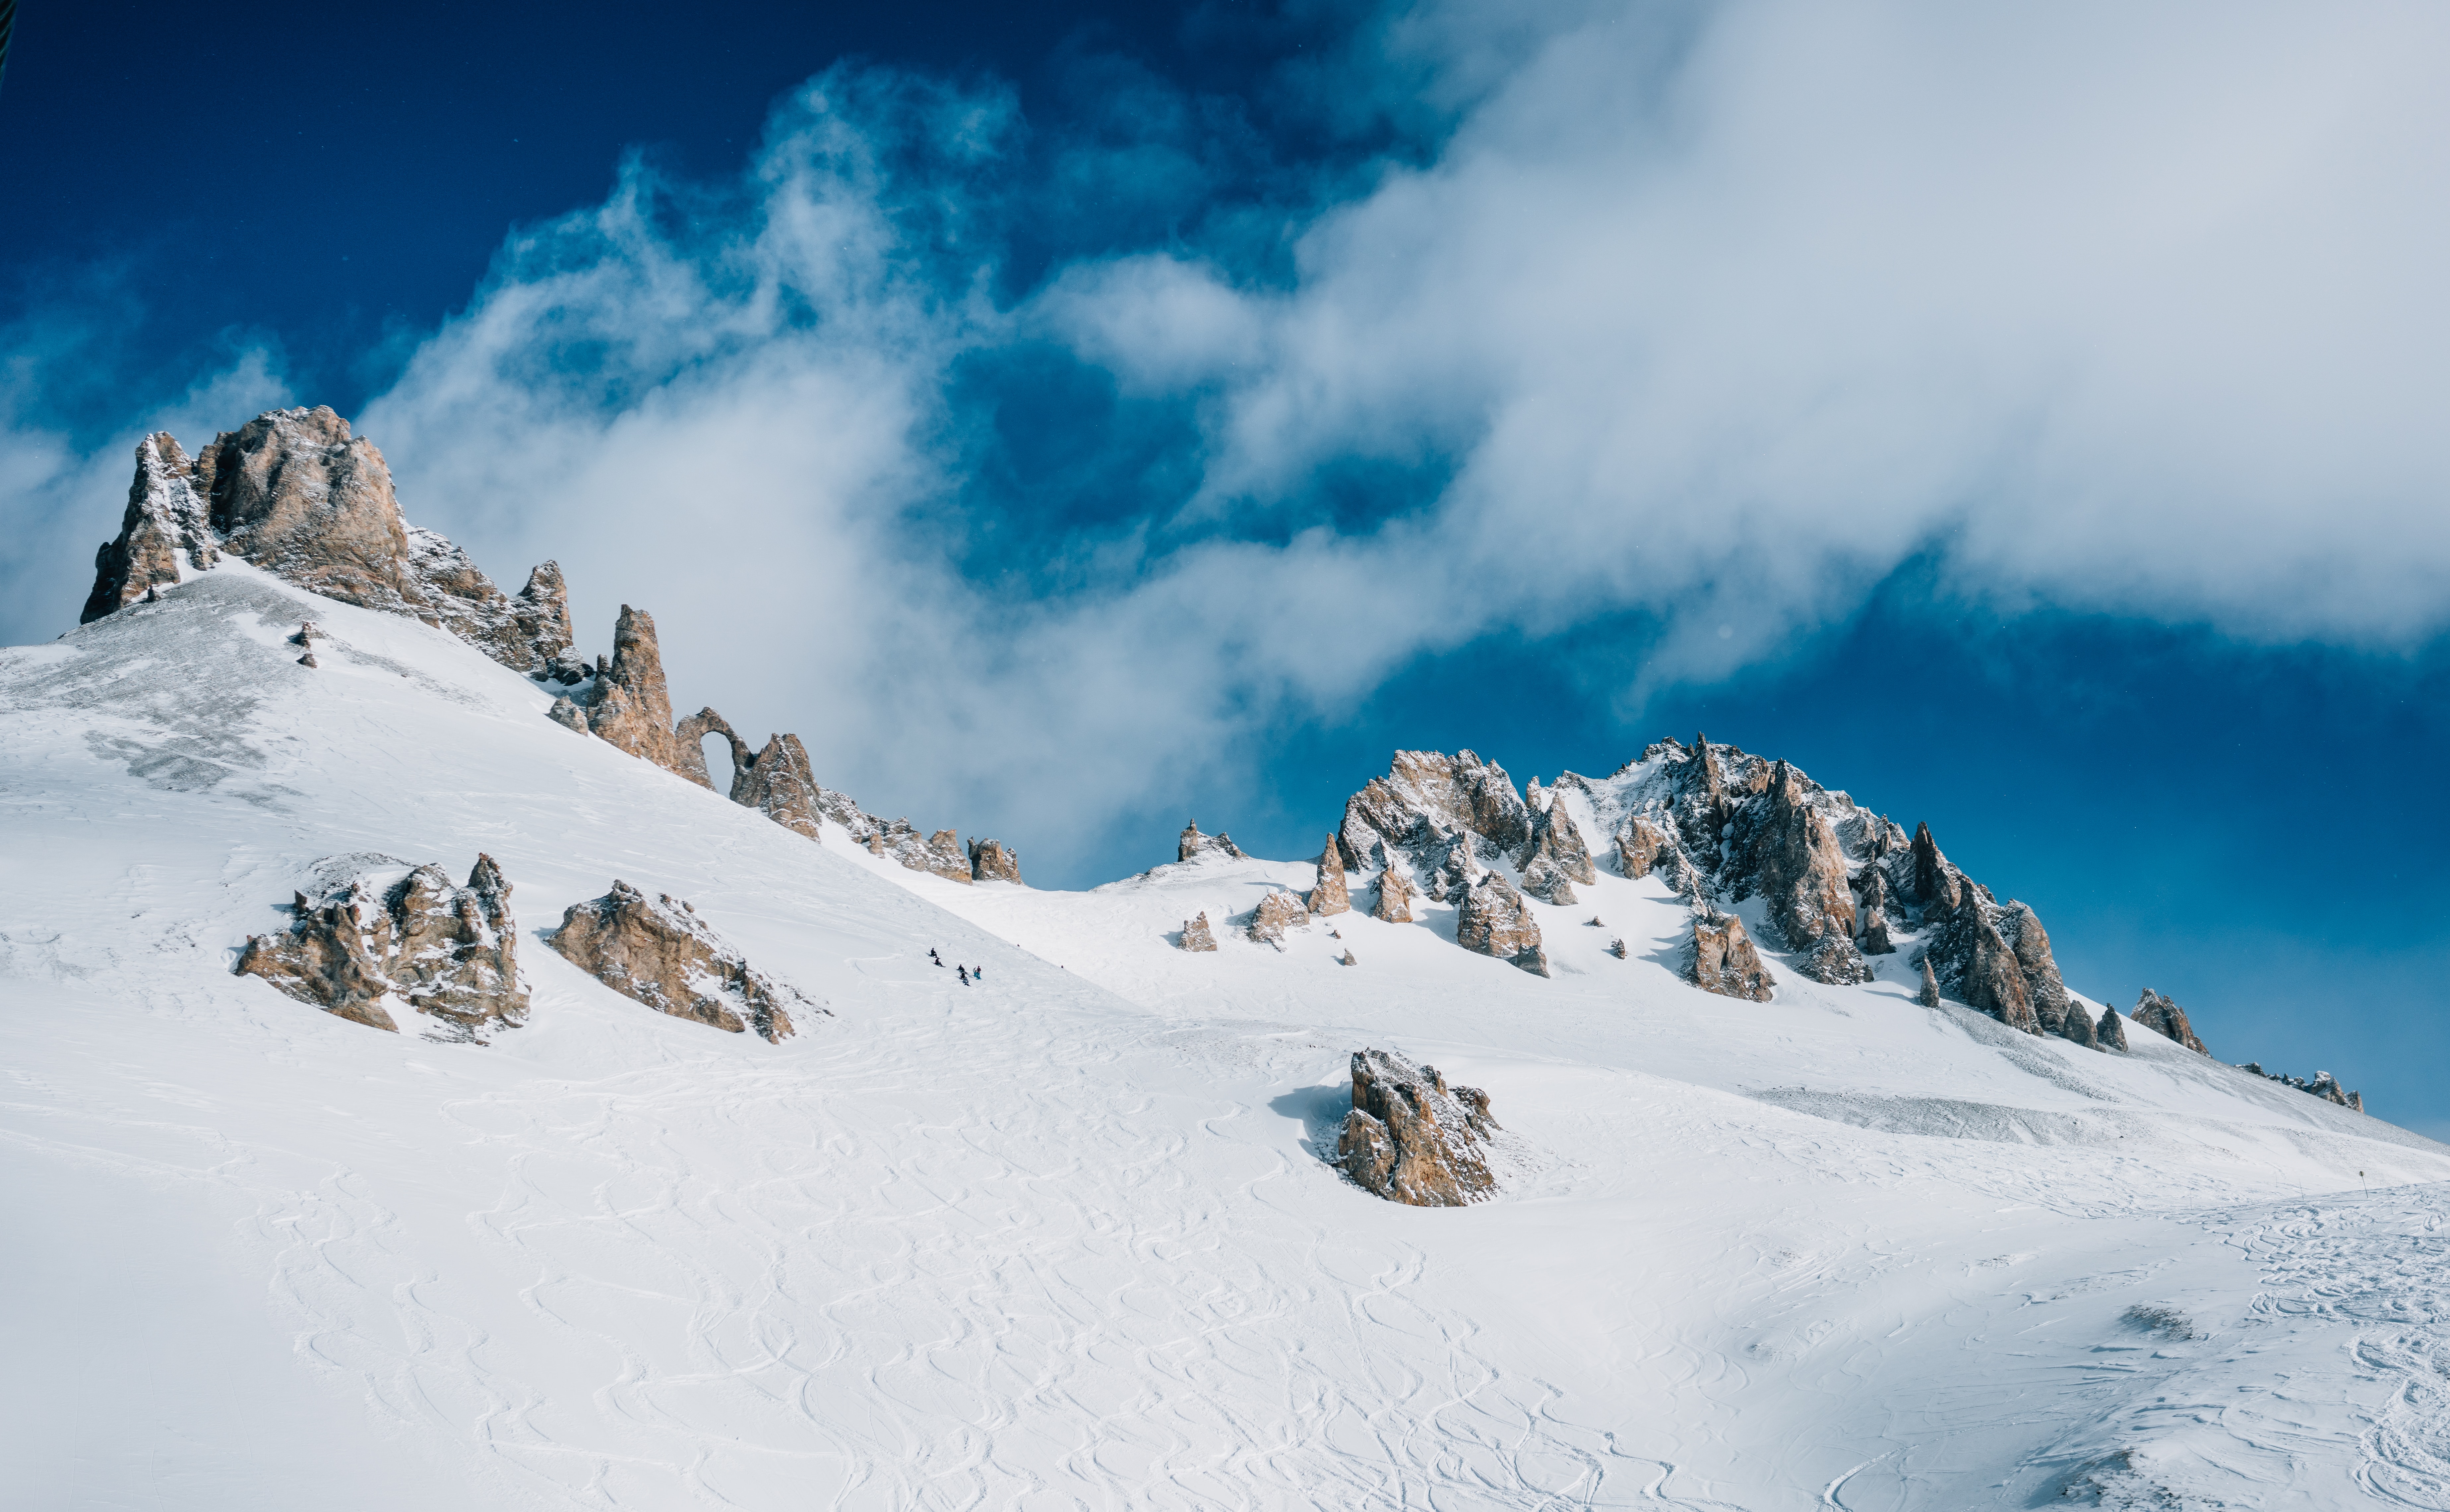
[13,2,2450,877]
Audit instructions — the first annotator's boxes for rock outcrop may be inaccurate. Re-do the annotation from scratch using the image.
[1456,874,1549,976]
[1617,815,1674,880]
[234,854,527,1041]
[726,730,825,841]
[1180,912,1218,951]
[82,433,218,622]
[1307,835,1351,916]
[2242,1061,2364,1110]
[1918,956,1942,1008]
[2130,990,2209,1055]
[969,838,1023,884]
[83,408,574,674]
[1371,866,1414,923]
[547,882,806,1042]
[1178,822,1246,862]
[1334,1047,1499,1207]
[1246,892,1309,946]
[2097,1004,2130,1050]
[1690,913,1774,1002]
[1339,750,1532,872]
[586,606,708,783]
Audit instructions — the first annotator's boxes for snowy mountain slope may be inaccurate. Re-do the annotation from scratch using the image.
[6,564,2450,1509]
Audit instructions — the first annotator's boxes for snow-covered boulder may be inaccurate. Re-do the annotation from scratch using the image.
[1245,891,1309,945]
[1177,821,1245,862]
[1179,912,1218,951]
[1335,1048,1500,1207]
[234,853,528,1041]
[1457,874,1548,976]
[547,882,807,1042]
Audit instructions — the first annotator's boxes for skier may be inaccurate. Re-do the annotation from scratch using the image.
[957,966,970,985]
[930,948,943,967]
[973,966,984,982]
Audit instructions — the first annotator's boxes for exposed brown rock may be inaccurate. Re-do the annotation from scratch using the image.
[82,433,216,622]
[731,732,825,841]
[1691,913,1774,1001]
[1910,822,1961,910]
[1307,833,1351,916]
[969,838,1023,884]
[1918,956,1941,1008]
[1457,874,1549,977]
[1178,821,1246,862]
[1371,867,1415,923]
[1247,891,1310,945]
[1618,816,1674,879]
[234,854,528,1041]
[547,696,589,733]
[1519,790,1597,885]
[2130,989,2209,1055]
[587,605,707,783]
[1340,949,1357,966]
[547,881,805,1042]
[1860,910,1895,955]
[2097,1004,2130,1050]
[2000,901,2078,1036]
[1180,912,1218,951]
[1335,1047,1499,1206]
[1339,750,1533,869]
[2058,996,2102,1049]
[674,705,752,791]
[1957,900,2040,1033]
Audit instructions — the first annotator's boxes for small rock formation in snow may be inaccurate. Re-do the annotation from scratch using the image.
[1340,949,1357,966]
[1307,834,1351,916]
[1371,866,1414,923]
[233,854,527,1041]
[726,729,826,841]
[1180,912,1218,951]
[969,838,1023,885]
[547,696,589,733]
[1457,873,1550,976]
[1178,821,1246,862]
[1918,957,1942,1008]
[2241,1061,2365,1110]
[1246,892,1310,945]
[547,881,806,1042]
[2130,989,2209,1055]
[1690,912,1775,1002]
[2097,1004,2130,1051]
[1335,1047,1499,1207]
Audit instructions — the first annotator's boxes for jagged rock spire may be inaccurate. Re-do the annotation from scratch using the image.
[1308,834,1351,916]
[2130,989,2209,1055]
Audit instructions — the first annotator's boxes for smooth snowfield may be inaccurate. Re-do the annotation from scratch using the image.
[4,565,2448,1510]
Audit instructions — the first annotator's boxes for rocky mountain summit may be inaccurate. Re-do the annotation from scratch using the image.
[234,853,527,1042]
[84,406,1020,890]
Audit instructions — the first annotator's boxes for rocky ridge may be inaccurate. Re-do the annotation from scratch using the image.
[234,853,527,1042]
[86,407,1011,890]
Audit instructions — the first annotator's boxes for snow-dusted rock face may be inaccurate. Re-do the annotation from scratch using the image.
[1178,821,1245,862]
[1339,749,1532,872]
[2097,1004,2131,1050]
[969,838,1023,885]
[233,853,527,1041]
[1551,735,2099,1040]
[1370,867,1414,923]
[83,408,572,676]
[2244,1062,2364,1111]
[1179,912,1218,951]
[2131,989,2209,1055]
[1335,1047,1500,1207]
[1690,913,1775,1001]
[1457,875,1549,976]
[548,882,806,1042]
[1307,835,1351,916]
[1517,785,1594,905]
[1246,891,1310,945]
[81,433,218,622]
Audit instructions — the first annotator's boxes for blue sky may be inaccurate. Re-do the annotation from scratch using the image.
[6,1,2448,1123]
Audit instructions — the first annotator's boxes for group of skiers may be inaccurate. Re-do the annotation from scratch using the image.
[928,947,983,985]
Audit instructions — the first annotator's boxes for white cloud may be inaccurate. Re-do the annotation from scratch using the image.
[20,3,2450,878]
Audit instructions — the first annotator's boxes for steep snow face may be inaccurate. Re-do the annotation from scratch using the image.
[6,571,2450,1510]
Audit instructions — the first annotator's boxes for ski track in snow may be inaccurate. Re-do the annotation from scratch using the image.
[6,564,2450,1509]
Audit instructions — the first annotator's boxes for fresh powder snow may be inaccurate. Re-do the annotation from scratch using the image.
[5,559,2448,1509]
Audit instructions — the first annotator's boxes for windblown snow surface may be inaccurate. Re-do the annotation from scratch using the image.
[6,563,2450,1510]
